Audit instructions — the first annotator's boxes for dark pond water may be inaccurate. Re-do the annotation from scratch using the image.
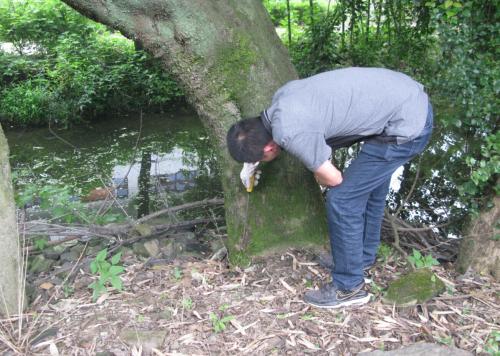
[5,107,222,217]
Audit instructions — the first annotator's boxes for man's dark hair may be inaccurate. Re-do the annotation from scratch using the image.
[226,117,272,163]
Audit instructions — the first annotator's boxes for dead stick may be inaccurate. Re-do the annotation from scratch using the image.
[136,197,224,224]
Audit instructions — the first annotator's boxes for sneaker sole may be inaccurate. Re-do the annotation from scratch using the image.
[304,293,372,309]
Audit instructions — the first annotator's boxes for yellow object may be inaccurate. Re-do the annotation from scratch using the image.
[246,175,255,193]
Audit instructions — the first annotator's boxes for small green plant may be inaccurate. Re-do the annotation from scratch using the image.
[485,330,500,355]
[34,237,48,251]
[377,243,393,262]
[300,313,315,321]
[437,335,453,346]
[62,283,74,298]
[172,267,183,280]
[334,312,345,323]
[89,249,124,301]
[407,249,440,269]
[370,282,384,295]
[182,298,193,310]
[209,312,234,333]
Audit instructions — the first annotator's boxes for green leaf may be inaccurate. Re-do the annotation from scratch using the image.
[34,238,48,250]
[99,271,110,282]
[110,252,122,265]
[109,265,124,275]
[444,0,453,8]
[220,315,234,323]
[95,249,108,262]
[90,261,98,274]
[110,276,123,291]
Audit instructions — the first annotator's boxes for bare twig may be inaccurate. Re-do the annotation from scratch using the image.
[136,197,223,224]
[395,157,421,217]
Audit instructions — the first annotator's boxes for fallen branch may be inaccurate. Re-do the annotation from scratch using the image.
[136,197,224,224]
[22,197,225,253]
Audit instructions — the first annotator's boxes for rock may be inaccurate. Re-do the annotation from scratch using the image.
[121,246,134,258]
[172,231,196,241]
[43,245,66,260]
[360,342,472,355]
[87,243,107,256]
[144,239,161,257]
[209,238,225,253]
[133,224,153,237]
[161,239,188,260]
[74,275,94,290]
[133,241,153,258]
[29,255,55,274]
[383,269,445,306]
[87,237,104,247]
[119,329,166,352]
[60,244,85,262]
[31,327,59,345]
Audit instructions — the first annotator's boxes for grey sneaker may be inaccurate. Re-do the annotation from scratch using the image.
[304,282,371,309]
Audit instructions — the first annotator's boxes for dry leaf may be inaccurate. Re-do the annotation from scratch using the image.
[39,282,54,290]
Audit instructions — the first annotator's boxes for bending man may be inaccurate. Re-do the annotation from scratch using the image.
[226,67,433,308]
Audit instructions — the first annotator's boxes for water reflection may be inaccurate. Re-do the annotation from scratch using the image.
[112,149,198,196]
[6,108,222,212]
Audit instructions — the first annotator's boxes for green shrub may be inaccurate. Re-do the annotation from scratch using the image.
[0,0,183,127]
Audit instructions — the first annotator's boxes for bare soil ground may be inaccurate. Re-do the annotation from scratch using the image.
[2,249,499,355]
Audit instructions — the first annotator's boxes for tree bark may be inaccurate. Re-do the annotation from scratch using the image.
[456,194,500,280]
[286,0,293,47]
[61,0,328,264]
[0,124,22,316]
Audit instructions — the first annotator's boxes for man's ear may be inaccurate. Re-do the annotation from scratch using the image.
[263,140,278,153]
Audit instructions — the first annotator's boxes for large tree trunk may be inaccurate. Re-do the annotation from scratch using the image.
[456,194,500,280]
[61,0,328,264]
[0,124,22,316]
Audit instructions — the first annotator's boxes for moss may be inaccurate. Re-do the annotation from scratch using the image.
[383,269,446,306]
[224,154,329,265]
[210,32,258,106]
[132,223,153,237]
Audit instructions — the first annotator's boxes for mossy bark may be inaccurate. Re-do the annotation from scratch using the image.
[61,0,328,262]
[0,124,22,316]
[456,194,500,280]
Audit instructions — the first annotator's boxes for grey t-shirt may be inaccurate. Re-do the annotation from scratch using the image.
[261,67,429,171]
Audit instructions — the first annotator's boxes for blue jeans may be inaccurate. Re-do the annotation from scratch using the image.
[325,104,433,290]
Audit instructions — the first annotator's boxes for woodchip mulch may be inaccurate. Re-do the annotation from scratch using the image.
[1,249,499,355]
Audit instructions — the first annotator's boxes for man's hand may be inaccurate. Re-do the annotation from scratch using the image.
[240,162,261,192]
[314,160,343,187]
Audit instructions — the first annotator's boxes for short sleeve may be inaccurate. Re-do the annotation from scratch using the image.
[283,133,332,172]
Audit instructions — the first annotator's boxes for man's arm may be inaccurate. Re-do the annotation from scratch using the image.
[314,160,343,187]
